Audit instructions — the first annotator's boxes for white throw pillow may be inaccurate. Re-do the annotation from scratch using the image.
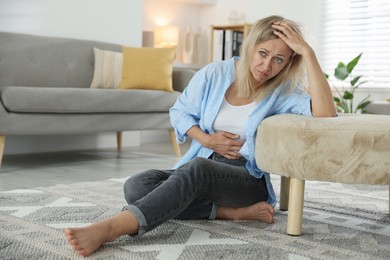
[90,47,123,89]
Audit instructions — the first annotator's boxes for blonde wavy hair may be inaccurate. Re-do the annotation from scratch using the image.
[236,15,305,101]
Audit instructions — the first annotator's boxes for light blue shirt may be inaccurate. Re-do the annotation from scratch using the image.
[169,57,312,207]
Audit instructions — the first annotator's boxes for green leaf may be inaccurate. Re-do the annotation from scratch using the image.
[350,76,362,86]
[347,53,363,73]
[353,94,371,113]
[356,94,371,107]
[328,53,371,113]
[334,62,349,80]
[343,91,353,100]
[356,100,372,111]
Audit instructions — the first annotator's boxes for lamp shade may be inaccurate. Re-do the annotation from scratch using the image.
[155,26,179,47]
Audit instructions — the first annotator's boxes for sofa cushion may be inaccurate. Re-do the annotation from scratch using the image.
[0,86,180,113]
[119,47,176,92]
[90,47,123,89]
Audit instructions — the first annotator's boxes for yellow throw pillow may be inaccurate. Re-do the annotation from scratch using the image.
[120,46,176,92]
[386,95,390,102]
[90,47,123,89]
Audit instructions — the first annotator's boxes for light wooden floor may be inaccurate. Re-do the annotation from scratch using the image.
[0,142,189,192]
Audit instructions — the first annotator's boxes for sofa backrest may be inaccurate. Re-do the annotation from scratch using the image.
[0,32,122,88]
[0,31,196,91]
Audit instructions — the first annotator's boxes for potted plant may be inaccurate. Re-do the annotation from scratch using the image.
[324,53,371,113]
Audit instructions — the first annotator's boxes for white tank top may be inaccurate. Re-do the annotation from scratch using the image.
[212,97,257,140]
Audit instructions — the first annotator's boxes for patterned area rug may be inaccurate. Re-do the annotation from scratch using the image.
[0,177,389,260]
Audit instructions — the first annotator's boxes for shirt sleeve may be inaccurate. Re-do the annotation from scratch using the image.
[169,67,209,144]
[274,85,312,116]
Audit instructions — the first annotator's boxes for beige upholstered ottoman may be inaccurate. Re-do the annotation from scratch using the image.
[256,114,390,236]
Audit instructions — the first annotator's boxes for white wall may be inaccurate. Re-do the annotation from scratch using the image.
[0,0,142,45]
[0,0,143,154]
[143,0,203,64]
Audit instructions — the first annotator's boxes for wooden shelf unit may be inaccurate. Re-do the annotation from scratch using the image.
[209,23,252,62]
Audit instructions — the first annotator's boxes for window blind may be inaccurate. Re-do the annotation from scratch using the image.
[322,0,390,88]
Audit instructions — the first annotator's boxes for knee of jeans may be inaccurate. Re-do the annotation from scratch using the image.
[123,169,162,204]
[186,157,212,180]
[123,176,141,204]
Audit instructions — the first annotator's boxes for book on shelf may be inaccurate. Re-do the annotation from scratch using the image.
[232,30,243,57]
[224,30,233,60]
[212,30,224,61]
[212,30,244,61]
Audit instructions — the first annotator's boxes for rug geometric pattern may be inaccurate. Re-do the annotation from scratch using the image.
[1,178,389,259]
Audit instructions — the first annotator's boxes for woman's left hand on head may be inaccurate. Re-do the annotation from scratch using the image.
[272,21,311,57]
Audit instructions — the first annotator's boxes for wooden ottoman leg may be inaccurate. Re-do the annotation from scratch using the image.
[280,176,290,211]
[287,177,305,236]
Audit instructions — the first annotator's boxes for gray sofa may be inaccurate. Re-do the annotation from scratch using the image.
[0,31,196,168]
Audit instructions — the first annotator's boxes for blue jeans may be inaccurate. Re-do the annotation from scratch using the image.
[123,153,268,237]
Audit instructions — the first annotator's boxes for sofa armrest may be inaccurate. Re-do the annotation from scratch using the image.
[172,68,196,93]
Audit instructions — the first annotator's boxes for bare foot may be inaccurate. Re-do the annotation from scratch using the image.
[217,201,275,224]
[64,222,113,256]
[64,210,139,256]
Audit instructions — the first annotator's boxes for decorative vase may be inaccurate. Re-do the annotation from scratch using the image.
[182,26,194,64]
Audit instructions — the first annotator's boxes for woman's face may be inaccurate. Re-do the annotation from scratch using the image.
[250,38,293,87]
